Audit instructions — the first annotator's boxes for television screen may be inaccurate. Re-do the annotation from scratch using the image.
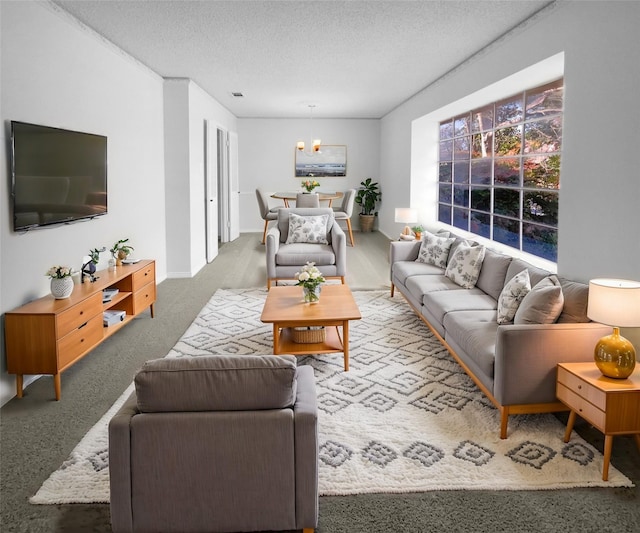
[10,121,107,231]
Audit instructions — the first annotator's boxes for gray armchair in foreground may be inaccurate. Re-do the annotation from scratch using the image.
[266,207,347,289]
[109,355,318,533]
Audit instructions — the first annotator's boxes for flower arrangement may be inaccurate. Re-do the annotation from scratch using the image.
[46,265,73,279]
[301,179,320,193]
[110,238,134,265]
[295,262,325,303]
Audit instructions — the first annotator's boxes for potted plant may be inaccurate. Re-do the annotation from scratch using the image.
[412,225,424,240]
[354,178,381,232]
[110,238,134,266]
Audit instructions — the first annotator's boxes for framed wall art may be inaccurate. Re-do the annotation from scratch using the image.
[294,144,347,177]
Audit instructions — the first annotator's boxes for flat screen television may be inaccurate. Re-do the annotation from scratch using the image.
[10,121,107,231]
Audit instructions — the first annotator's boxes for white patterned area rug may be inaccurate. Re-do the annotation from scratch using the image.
[31,288,633,504]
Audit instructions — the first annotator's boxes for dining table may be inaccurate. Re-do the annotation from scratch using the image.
[271,191,344,207]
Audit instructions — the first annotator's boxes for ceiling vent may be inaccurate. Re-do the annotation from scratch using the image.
[231,92,244,98]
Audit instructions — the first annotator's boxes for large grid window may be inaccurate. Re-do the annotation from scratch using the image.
[438,79,563,262]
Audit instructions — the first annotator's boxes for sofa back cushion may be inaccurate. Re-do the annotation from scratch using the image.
[135,355,298,413]
[476,249,512,301]
[505,258,550,288]
[556,277,591,323]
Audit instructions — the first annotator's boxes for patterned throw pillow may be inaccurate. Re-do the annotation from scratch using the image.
[497,269,531,324]
[444,241,486,289]
[285,213,329,244]
[416,232,455,268]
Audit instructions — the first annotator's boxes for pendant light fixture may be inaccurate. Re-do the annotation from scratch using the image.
[297,104,321,154]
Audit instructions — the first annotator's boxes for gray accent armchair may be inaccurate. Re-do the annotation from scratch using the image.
[109,355,318,533]
[266,207,347,289]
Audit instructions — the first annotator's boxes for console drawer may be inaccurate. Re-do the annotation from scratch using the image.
[57,315,103,369]
[131,262,155,291]
[57,293,102,338]
[133,282,156,314]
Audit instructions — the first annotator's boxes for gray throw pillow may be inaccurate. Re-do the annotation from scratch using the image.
[285,213,329,244]
[416,232,455,268]
[514,275,564,324]
[497,269,531,324]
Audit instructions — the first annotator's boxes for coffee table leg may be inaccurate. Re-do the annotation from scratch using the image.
[273,324,280,354]
[343,320,349,371]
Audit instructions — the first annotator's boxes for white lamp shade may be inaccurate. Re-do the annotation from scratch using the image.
[587,278,640,327]
[395,208,418,224]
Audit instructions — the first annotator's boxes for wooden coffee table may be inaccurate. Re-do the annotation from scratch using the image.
[260,284,361,370]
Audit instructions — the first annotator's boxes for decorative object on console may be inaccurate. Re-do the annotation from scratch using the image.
[110,238,134,266]
[301,179,320,192]
[46,265,74,299]
[295,262,325,303]
[587,278,640,378]
[82,247,105,283]
[356,178,381,233]
[394,207,417,240]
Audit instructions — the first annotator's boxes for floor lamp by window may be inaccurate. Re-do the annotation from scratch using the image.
[587,278,640,379]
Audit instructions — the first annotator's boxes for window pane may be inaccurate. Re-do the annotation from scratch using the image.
[523,223,557,262]
[438,204,452,225]
[453,185,469,207]
[524,118,562,154]
[470,211,490,238]
[454,114,471,136]
[525,79,563,120]
[523,190,558,227]
[439,162,452,183]
[494,158,520,187]
[454,136,470,160]
[523,155,560,189]
[470,159,492,185]
[471,105,494,133]
[453,161,469,184]
[494,188,520,218]
[472,132,493,158]
[439,140,453,161]
[440,120,454,140]
[471,187,491,212]
[439,183,452,204]
[453,207,469,231]
[494,216,519,249]
[496,95,523,126]
[495,126,522,156]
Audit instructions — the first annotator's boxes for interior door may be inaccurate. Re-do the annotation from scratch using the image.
[228,131,240,241]
[204,120,218,262]
[217,128,229,242]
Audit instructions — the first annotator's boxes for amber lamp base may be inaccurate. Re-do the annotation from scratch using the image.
[594,327,637,379]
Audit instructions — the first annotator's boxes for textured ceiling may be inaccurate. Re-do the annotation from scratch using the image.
[54,0,553,118]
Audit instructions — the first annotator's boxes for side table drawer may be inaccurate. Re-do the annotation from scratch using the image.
[557,382,606,430]
[57,315,103,369]
[57,293,102,338]
[557,366,606,411]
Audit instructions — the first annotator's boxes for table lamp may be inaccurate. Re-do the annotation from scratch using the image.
[587,278,640,378]
[395,208,418,239]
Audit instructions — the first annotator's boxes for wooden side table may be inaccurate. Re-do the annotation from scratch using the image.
[556,362,640,481]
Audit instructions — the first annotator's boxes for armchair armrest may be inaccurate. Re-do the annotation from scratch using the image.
[494,322,612,405]
[330,222,347,277]
[108,392,139,533]
[266,227,281,280]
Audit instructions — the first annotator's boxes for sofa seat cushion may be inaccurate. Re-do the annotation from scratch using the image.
[405,273,461,299]
[443,310,498,380]
[276,243,336,266]
[135,355,298,413]
[424,289,498,325]
[393,260,444,286]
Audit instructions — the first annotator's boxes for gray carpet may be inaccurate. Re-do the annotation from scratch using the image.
[1,232,639,532]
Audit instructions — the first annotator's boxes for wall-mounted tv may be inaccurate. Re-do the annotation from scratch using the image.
[10,121,107,231]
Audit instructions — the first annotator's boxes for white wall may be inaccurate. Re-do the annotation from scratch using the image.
[0,2,167,405]
[237,118,380,231]
[164,79,237,277]
[380,1,640,284]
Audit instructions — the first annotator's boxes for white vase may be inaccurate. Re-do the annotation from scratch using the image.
[50,277,74,299]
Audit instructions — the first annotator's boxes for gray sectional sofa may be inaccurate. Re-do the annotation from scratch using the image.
[390,232,611,438]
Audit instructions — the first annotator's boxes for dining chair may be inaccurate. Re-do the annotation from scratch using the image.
[256,188,280,244]
[296,193,320,208]
[332,189,356,246]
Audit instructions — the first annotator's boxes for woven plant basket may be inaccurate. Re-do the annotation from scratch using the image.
[291,326,326,344]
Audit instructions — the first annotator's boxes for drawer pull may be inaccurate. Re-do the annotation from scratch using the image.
[78,321,88,330]
[578,385,582,390]
[80,311,84,316]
